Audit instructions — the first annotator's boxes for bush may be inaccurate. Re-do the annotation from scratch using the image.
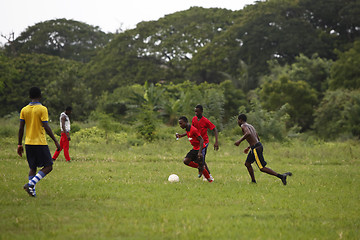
[222,101,292,142]
[136,115,157,142]
[313,90,360,139]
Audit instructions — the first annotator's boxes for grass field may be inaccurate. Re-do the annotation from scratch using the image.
[0,127,359,239]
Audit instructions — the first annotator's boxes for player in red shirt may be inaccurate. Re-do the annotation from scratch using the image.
[176,116,213,182]
[191,105,218,180]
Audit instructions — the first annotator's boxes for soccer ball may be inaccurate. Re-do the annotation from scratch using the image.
[168,174,179,183]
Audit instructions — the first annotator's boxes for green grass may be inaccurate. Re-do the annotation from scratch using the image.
[0,130,359,239]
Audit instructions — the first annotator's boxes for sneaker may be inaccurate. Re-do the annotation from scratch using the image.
[23,183,36,197]
[209,174,214,181]
[207,175,214,183]
[281,172,292,185]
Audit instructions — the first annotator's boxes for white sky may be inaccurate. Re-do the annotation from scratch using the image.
[0,0,256,45]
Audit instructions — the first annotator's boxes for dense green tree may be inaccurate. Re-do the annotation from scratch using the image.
[300,0,360,47]
[83,7,238,95]
[0,53,19,97]
[43,63,92,121]
[286,54,332,93]
[5,19,113,62]
[258,76,318,130]
[0,53,91,120]
[189,0,329,89]
[0,54,67,116]
[264,54,332,94]
[328,40,360,90]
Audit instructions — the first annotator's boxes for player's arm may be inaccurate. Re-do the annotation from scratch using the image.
[213,127,219,150]
[43,122,60,150]
[234,125,250,146]
[17,120,25,157]
[256,132,260,142]
[197,135,204,159]
[175,133,187,138]
[61,116,70,140]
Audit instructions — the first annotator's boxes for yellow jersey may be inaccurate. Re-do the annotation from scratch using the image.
[20,103,49,145]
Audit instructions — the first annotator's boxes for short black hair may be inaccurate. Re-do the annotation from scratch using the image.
[238,114,247,121]
[66,106,72,111]
[195,105,203,111]
[179,116,188,123]
[29,87,41,99]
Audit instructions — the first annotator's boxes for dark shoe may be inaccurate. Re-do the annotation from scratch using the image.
[281,175,287,185]
[23,183,36,197]
[281,172,292,185]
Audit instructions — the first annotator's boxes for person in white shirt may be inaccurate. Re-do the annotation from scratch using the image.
[52,107,72,162]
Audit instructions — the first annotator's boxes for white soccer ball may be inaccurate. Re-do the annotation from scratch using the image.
[168,174,180,183]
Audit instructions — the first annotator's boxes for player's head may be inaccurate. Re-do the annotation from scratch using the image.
[195,104,203,117]
[29,87,41,99]
[65,106,72,115]
[238,114,247,125]
[178,116,188,129]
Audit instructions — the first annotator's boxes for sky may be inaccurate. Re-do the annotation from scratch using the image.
[0,0,257,45]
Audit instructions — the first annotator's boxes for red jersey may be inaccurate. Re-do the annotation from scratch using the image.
[186,125,206,150]
[191,116,216,144]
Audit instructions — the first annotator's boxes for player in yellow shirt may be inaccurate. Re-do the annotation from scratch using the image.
[18,87,60,197]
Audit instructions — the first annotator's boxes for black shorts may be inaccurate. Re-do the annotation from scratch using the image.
[245,142,267,169]
[185,149,206,165]
[25,145,53,169]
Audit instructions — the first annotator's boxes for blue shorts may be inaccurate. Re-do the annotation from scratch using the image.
[245,142,267,169]
[203,143,209,160]
[25,145,53,169]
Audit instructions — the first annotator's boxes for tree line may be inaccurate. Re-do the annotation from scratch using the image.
[0,0,359,140]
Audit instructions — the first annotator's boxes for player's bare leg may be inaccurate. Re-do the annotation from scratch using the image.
[245,162,256,183]
[260,167,292,185]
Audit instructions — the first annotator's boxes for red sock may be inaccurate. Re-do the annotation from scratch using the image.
[202,169,210,179]
[188,161,199,168]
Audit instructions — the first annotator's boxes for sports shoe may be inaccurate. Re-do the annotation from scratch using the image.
[23,183,36,197]
[207,174,214,183]
[281,172,292,185]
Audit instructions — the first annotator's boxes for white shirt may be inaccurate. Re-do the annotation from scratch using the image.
[60,112,71,132]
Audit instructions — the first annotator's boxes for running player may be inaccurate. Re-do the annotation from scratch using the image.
[191,105,218,180]
[234,114,292,185]
[176,116,213,182]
